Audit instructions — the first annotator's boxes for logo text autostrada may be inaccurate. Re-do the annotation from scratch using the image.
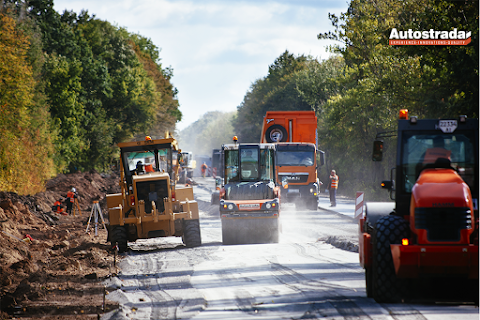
[389,28,471,45]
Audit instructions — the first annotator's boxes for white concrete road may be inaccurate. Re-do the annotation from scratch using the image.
[102,177,479,320]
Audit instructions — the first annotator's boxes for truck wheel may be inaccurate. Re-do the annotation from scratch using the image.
[265,125,288,142]
[183,219,202,248]
[373,215,409,303]
[110,225,128,253]
[309,197,318,211]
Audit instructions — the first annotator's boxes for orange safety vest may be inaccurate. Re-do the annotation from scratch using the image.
[53,201,62,213]
[330,175,339,189]
[67,191,75,203]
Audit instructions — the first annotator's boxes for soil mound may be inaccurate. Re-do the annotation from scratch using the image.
[0,170,121,319]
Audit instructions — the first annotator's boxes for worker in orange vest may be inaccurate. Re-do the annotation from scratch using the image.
[52,198,65,215]
[329,170,339,207]
[201,162,208,178]
[65,188,77,215]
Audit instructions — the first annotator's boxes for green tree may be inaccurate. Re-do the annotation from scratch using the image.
[397,0,478,117]
[43,54,85,171]
[131,37,181,137]
[295,56,345,114]
[0,0,183,192]
[315,0,478,199]
[233,51,312,143]
[26,2,182,171]
[0,12,54,194]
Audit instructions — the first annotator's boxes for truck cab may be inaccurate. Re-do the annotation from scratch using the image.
[260,111,324,210]
[276,142,322,209]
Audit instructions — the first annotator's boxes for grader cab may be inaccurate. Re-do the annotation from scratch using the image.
[106,136,201,252]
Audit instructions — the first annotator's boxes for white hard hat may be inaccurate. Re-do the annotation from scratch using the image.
[72,188,76,192]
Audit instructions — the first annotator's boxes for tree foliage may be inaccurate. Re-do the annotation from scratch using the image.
[0,0,181,194]
[233,51,313,143]
[0,11,54,194]
[233,0,478,200]
[313,0,478,199]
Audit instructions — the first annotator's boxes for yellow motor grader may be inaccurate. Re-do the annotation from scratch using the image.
[106,136,201,252]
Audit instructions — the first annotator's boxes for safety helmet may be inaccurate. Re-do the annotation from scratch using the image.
[71,188,76,192]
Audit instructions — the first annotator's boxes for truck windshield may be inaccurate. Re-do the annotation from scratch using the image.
[276,144,315,167]
[401,132,477,194]
[277,151,314,166]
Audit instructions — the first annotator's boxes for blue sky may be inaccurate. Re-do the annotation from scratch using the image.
[54,0,349,131]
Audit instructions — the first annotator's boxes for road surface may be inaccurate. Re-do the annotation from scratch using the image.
[102,177,478,320]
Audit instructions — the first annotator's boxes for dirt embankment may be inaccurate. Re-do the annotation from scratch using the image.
[0,170,121,319]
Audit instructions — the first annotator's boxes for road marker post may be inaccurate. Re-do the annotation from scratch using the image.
[355,192,364,219]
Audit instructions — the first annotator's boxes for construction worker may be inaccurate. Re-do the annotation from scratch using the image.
[52,198,65,215]
[329,170,339,207]
[178,150,184,166]
[65,188,77,215]
[136,161,145,174]
[145,163,154,172]
[201,162,208,178]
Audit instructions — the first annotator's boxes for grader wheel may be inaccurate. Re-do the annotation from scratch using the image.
[182,219,202,248]
[110,225,128,253]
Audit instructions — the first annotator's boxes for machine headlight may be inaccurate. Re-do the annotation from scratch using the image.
[227,204,234,210]
[264,201,277,210]
[310,188,314,193]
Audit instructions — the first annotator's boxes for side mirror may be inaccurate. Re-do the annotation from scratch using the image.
[372,140,383,161]
[318,150,325,166]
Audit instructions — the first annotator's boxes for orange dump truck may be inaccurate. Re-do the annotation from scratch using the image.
[260,111,324,210]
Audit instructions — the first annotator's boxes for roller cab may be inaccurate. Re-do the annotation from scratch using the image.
[219,142,280,244]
